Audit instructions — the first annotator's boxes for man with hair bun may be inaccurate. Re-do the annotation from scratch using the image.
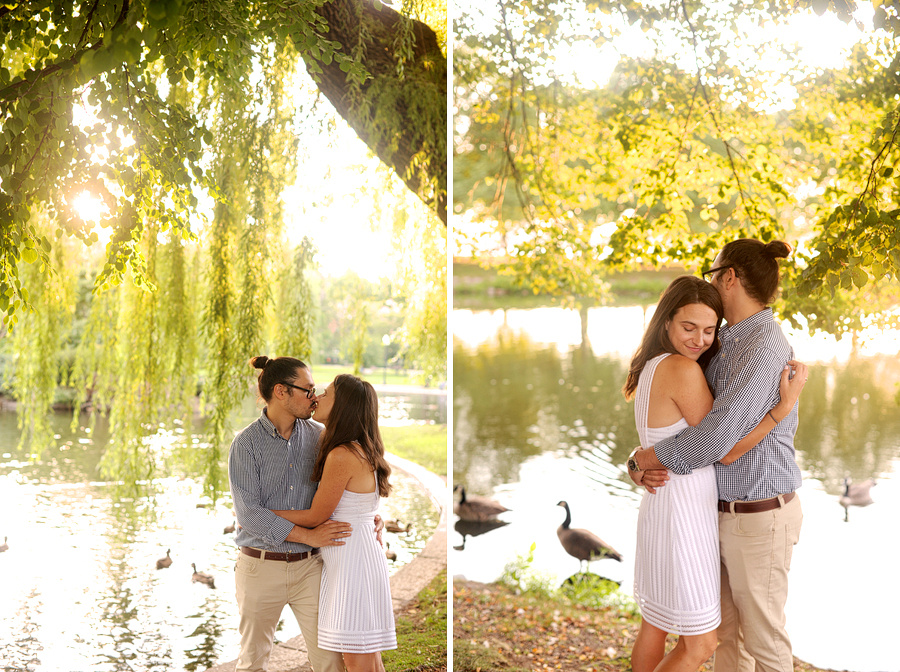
[228,355,357,672]
[628,239,805,672]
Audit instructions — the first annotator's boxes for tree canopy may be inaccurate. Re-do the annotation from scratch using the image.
[1,0,446,326]
[454,0,900,336]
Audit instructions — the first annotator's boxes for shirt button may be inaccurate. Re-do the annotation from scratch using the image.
[290,486,293,490]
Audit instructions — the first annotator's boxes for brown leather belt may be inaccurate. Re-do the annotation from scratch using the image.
[240,546,319,562]
[718,491,795,514]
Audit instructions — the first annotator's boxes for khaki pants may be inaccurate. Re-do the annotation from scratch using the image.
[234,551,345,672]
[715,494,802,672]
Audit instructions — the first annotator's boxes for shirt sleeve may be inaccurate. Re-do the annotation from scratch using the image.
[228,431,296,546]
[653,346,784,474]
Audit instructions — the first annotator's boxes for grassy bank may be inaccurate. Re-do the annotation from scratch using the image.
[453,578,834,672]
[382,424,447,477]
[311,363,435,388]
[453,259,685,310]
[383,570,448,672]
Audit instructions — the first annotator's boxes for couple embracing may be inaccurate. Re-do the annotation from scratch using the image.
[228,356,396,672]
[624,238,807,672]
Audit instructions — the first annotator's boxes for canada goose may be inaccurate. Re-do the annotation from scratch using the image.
[385,519,412,534]
[223,523,236,534]
[191,563,216,588]
[453,485,510,522]
[156,549,173,569]
[556,500,622,569]
[840,477,876,521]
[385,542,397,562]
[840,477,876,508]
[0,536,8,553]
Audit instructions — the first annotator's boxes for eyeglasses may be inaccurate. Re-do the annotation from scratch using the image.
[279,382,327,399]
[701,265,735,282]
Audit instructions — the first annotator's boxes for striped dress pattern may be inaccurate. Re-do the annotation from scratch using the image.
[318,489,398,654]
[633,354,721,636]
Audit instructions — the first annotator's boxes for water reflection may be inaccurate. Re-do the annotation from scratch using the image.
[184,601,227,672]
[452,519,509,551]
[454,334,900,509]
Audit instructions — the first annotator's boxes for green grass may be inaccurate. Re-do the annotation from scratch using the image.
[383,570,448,672]
[382,424,448,477]
[453,259,687,309]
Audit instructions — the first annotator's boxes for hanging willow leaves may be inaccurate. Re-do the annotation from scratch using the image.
[11,209,74,449]
[274,237,317,363]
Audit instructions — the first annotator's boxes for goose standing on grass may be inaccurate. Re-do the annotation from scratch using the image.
[385,542,397,562]
[156,549,173,569]
[223,522,236,534]
[0,536,8,553]
[191,563,216,588]
[556,500,622,570]
[453,485,510,522]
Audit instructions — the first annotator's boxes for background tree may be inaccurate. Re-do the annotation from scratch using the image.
[454,0,900,336]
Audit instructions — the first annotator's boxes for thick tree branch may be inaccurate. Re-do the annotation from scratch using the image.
[305,0,447,225]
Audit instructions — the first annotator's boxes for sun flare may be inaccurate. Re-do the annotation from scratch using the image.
[71,191,107,223]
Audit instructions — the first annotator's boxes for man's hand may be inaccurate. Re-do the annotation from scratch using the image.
[373,514,385,547]
[304,520,352,548]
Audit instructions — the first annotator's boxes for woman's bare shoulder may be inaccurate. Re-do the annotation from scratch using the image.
[656,353,703,377]
[327,444,368,469]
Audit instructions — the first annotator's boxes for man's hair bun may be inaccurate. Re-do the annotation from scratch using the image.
[765,240,792,259]
[250,355,270,370]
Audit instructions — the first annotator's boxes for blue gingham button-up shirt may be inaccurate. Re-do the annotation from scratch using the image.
[653,308,803,502]
[228,409,323,553]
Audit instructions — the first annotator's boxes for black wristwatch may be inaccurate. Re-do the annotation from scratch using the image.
[627,454,642,472]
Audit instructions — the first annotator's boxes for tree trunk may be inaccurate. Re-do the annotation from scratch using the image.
[306,0,447,225]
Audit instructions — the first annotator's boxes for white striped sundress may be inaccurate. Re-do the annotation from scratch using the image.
[317,488,398,653]
[633,353,721,636]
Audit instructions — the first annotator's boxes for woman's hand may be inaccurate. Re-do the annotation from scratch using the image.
[627,448,669,494]
[374,514,385,547]
[638,469,669,494]
[773,360,808,420]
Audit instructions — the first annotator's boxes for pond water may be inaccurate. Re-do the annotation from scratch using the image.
[453,306,900,672]
[0,392,441,672]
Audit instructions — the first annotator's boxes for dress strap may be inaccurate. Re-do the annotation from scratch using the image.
[634,353,670,448]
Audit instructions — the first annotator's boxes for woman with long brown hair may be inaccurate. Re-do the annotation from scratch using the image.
[624,276,805,672]
[273,374,396,672]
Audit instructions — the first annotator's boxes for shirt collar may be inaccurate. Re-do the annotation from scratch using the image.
[720,307,773,344]
[258,408,295,440]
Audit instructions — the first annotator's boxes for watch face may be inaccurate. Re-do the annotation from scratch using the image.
[628,458,638,471]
